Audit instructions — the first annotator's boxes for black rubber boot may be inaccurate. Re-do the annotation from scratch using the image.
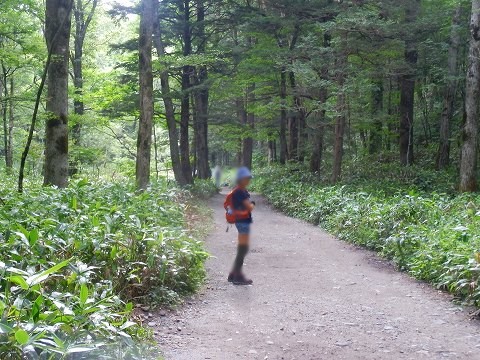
[232,273,253,286]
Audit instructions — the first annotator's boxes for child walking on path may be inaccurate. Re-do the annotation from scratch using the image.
[228,167,255,285]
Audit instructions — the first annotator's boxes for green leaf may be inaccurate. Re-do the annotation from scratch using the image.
[77,178,90,187]
[110,245,118,259]
[51,300,74,316]
[15,329,29,345]
[0,321,13,334]
[120,321,137,330]
[28,229,39,246]
[6,267,29,276]
[26,259,70,287]
[32,295,43,323]
[71,196,78,210]
[9,275,28,290]
[14,231,29,246]
[125,302,133,312]
[80,284,88,306]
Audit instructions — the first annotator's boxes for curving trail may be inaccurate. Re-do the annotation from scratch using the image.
[158,193,480,360]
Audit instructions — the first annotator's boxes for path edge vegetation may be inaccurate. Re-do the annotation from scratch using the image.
[255,166,480,308]
[0,177,216,358]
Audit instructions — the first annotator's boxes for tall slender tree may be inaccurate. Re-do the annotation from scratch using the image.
[242,83,255,169]
[399,0,420,166]
[44,0,73,187]
[332,55,346,183]
[310,32,331,173]
[1,67,8,170]
[6,76,13,171]
[136,0,154,190]
[287,25,301,161]
[332,30,347,183]
[369,77,384,154]
[179,0,194,184]
[437,5,462,170]
[310,86,327,173]
[153,0,187,185]
[71,0,97,146]
[460,0,480,192]
[193,0,210,179]
[279,67,288,164]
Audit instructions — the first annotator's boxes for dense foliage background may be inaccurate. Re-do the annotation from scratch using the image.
[2,0,480,191]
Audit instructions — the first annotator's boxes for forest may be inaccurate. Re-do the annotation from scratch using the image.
[1,0,480,358]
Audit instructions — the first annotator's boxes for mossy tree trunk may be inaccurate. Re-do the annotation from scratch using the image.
[44,0,73,188]
[460,0,480,192]
[136,0,154,190]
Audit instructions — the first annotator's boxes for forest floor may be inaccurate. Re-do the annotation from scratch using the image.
[155,192,480,360]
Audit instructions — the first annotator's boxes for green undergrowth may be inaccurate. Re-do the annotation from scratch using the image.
[255,165,480,306]
[0,178,215,359]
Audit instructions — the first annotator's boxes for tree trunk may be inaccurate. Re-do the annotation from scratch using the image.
[163,73,187,185]
[19,26,58,192]
[1,66,14,172]
[6,76,13,170]
[71,0,97,146]
[72,0,85,145]
[180,74,193,184]
[193,73,210,180]
[44,0,73,188]
[152,1,186,186]
[193,0,210,179]
[310,33,330,173]
[180,0,194,184]
[399,0,419,166]
[268,137,276,164]
[459,0,480,192]
[332,66,346,183]
[273,139,277,161]
[153,125,159,180]
[241,36,256,170]
[279,68,288,164]
[288,72,298,161]
[297,106,307,163]
[332,32,347,183]
[136,0,154,190]
[236,140,242,166]
[235,98,246,166]
[235,98,247,166]
[437,6,462,170]
[242,84,254,169]
[369,77,384,154]
[386,76,396,151]
[1,69,7,170]
[191,92,198,177]
[310,130,324,173]
[310,87,327,173]
[288,70,306,162]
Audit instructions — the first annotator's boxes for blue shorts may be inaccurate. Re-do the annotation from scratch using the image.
[235,222,251,235]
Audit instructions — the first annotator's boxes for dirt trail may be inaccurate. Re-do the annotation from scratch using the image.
[157,193,480,360]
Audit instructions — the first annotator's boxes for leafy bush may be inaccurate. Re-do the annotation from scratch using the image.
[187,179,218,200]
[255,166,480,306]
[0,178,209,358]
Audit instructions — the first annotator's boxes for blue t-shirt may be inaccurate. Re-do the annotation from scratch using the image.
[232,188,252,223]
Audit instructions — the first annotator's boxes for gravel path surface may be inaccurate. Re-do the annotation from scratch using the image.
[156,193,480,360]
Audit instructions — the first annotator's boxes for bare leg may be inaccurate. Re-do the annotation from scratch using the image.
[238,233,249,246]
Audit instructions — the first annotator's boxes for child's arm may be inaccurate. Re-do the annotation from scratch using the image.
[243,199,255,211]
